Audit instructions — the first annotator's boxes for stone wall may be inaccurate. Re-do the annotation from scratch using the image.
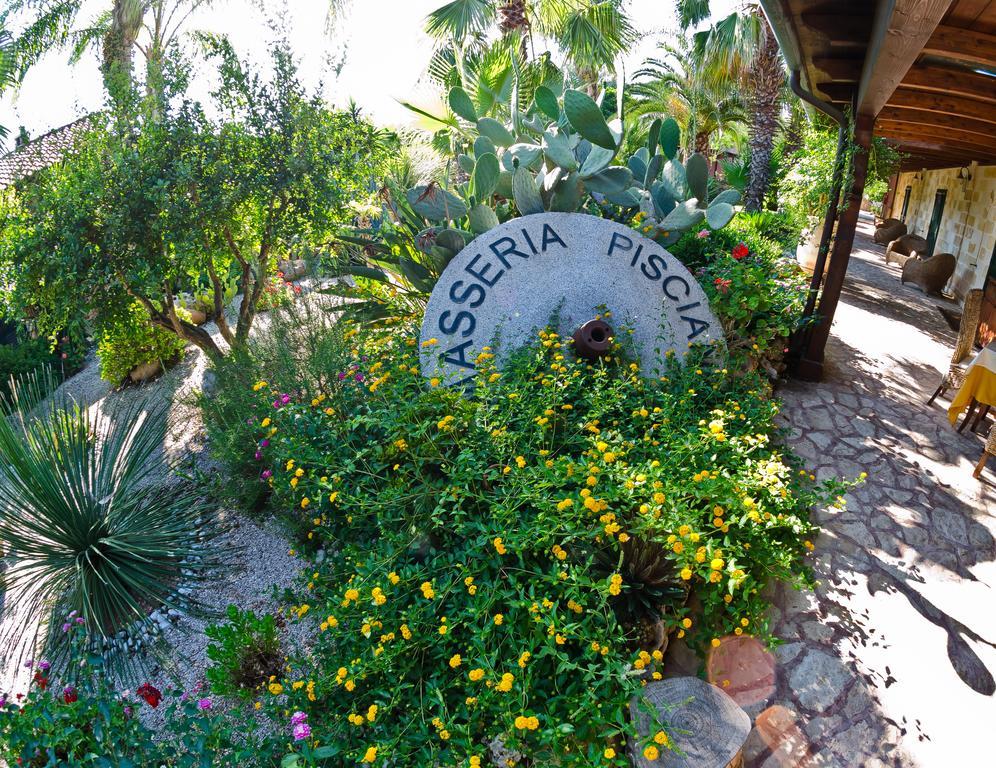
[889,163,996,298]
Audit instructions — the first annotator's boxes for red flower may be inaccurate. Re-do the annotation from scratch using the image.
[137,683,162,709]
[732,242,749,260]
[713,277,732,294]
[32,672,48,691]
[63,686,77,704]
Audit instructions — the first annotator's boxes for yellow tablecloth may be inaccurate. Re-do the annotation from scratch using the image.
[948,348,996,424]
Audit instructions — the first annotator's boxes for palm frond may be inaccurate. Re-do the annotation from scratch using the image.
[556,1,636,72]
[676,0,711,30]
[67,9,111,64]
[425,0,495,42]
[3,0,85,79]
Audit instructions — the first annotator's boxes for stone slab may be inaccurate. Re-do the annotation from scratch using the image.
[419,213,723,386]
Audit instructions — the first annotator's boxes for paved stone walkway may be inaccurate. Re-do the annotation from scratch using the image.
[740,216,996,766]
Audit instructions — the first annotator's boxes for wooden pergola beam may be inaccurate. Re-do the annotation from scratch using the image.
[886,89,996,126]
[900,64,996,104]
[855,0,950,117]
[923,24,996,69]
[878,106,996,138]
[875,120,996,153]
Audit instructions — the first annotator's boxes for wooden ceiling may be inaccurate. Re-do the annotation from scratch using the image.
[770,0,996,170]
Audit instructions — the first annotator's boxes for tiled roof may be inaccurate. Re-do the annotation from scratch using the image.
[0,115,98,188]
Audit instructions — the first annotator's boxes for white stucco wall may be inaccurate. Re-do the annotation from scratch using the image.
[889,163,996,298]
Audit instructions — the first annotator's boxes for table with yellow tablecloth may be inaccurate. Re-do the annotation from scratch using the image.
[948,344,996,425]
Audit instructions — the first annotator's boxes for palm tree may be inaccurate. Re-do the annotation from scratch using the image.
[0,26,16,138]
[685,3,786,211]
[1,0,211,95]
[632,39,745,158]
[425,0,635,97]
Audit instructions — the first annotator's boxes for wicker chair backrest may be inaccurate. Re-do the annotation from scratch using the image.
[953,289,984,366]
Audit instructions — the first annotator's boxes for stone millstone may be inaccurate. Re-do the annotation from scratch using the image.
[419,213,723,388]
[629,677,751,767]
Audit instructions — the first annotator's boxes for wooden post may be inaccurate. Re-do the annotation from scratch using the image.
[796,113,874,381]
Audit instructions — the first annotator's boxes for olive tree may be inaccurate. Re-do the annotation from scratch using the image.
[0,40,389,360]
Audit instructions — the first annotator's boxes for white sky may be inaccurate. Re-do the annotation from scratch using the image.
[0,0,737,149]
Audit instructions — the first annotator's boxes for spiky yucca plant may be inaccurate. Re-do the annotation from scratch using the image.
[599,535,688,623]
[0,368,218,670]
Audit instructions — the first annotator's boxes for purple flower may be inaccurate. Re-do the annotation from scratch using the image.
[62,622,72,633]
[354,373,365,382]
[337,372,346,381]
[246,418,254,425]
[24,659,33,668]
[75,617,85,625]
[123,705,133,718]
[280,394,291,405]
[292,722,312,741]
[290,711,308,726]
[254,451,263,461]
[260,439,270,448]
[197,698,212,710]
[261,469,273,480]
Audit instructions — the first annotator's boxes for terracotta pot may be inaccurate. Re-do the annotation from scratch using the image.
[796,218,827,275]
[188,309,208,326]
[129,361,163,384]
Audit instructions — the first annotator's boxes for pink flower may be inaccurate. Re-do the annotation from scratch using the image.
[290,711,308,726]
[261,469,273,480]
[696,229,710,239]
[292,722,311,741]
[197,698,212,710]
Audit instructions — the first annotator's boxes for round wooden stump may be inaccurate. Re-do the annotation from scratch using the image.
[629,677,751,768]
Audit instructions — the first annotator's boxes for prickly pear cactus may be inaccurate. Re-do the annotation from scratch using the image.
[405,83,740,250]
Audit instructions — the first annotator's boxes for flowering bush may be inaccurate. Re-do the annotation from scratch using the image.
[238,325,850,766]
[669,212,810,367]
[0,623,272,766]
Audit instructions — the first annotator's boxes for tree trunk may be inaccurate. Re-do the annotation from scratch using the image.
[499,0,530,59]
[694,130,711,156]
[102,0,146,95]
[743,17,784,212]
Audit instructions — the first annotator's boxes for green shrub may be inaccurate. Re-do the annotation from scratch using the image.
[667,215,809,363]
[242,327,849,766]
[0,622,273,766]
[97,302,188,385]
[206,605,284,700]
[0,375,218,668]
[0,632,159,766]
[0,334,87,396]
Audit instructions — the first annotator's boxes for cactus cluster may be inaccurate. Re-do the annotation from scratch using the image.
[333,83,740,323]
[405,83,739,250]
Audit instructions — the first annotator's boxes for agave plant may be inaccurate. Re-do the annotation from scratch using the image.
[333,81,740,324]
[597,535,688,624]
[0,368,218,671]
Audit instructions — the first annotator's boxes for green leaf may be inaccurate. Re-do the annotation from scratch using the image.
[706,201,736,229]
[550,174,582,212]
[448,86,478,122]
[474,136,497,159]
[685,152,709,205]
[342,266,390,282]
[399,257,435,292]
[476,117,515,148]
[457,153,475,175]
[711,188,741,207]
[659,198,705,231]
[507,142,544,171]
[473,152,500,199]
[512,166,544,215]
[563,89,616,150]
[659,118,680,160]
[468,202,500,234]
[534,85,561,121]
[583,166,633,195]
[645,153,663,186]
[542,131,578,172]
[406,185,468,222]
[647,118,662,157]
[580,145,615,178]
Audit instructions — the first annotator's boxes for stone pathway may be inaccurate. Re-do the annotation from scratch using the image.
[741,216,996,766]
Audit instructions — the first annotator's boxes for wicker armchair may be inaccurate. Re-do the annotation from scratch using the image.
[902,252,956,295]
[927,288,983,406]
[974,426,996,479]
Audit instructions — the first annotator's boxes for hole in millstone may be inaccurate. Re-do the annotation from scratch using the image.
[590,328,606,343]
